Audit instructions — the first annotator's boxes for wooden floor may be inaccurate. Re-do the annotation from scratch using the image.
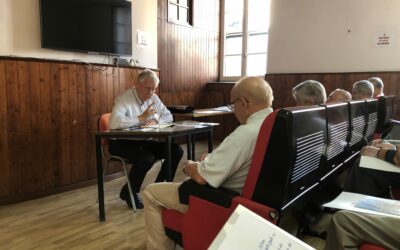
[0,140,325,249]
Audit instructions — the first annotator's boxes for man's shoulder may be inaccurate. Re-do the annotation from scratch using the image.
[229,122,261,142]
[116,88,134,101]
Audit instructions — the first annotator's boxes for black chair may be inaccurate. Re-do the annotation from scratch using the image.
[376,95,398,139]
[348,100,368,153]
[377,95,394,133]
[321,102,350,180]
[365,99,378,141]
[253,105,327,233]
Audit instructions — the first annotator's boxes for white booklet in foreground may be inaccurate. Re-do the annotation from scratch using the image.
[208,205,315,250]
[359,156,400,173]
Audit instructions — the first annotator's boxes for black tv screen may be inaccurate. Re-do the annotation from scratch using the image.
[39,0,132,56]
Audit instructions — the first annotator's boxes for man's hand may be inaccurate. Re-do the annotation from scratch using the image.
[199,153,208,161]
[142,119,157,127]
[361,146,380,158]
[138,102,157,123]
[183,160,207,185]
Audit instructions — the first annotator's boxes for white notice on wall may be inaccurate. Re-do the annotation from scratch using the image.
[137,30,149,49]
[374,33,394,48]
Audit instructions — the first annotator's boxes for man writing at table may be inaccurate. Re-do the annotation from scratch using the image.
[142,76,274,250]
[109,69,183,209]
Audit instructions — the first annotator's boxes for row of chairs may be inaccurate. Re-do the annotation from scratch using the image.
[161,95,396,249]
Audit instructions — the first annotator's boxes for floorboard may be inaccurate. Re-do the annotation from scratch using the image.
[0,140,325,249]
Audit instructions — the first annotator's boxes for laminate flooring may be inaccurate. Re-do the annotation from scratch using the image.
[0,140,325,250]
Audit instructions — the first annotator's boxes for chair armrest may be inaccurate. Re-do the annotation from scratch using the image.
[178,179,240,207]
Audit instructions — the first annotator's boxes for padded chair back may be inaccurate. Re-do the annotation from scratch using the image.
[324,102,350,161]
[98,113,112,145]
[348,100,367,152]
[251,106,327,211]
[365,99,378,141]
[321,102,350,177]
[241,110,279,199]
[376,95,394,134]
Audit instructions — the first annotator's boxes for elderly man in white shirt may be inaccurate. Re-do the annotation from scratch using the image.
[142,76,274,250]
[109,69,183,209]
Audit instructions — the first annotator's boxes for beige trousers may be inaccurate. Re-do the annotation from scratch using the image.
[324,210,400,250]
[142,182,189,250]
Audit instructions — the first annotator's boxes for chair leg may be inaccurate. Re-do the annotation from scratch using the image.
[122,161,137,212]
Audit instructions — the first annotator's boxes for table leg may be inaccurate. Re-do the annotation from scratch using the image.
[191,133,196,160]
[187,134,192,160]
[95,135,105,221]
[165,136,172,181]
[208,128,213,153]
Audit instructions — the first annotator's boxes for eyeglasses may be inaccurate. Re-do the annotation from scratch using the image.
[227,97,249,110]
[139,84,156,93]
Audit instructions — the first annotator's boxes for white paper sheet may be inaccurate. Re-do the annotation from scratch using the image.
[208,205,315,250]
[323,192,400,218]
[359,156,400,173]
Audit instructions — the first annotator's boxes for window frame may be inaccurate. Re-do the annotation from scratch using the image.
[167,0,193,27]
[219,0,269,81]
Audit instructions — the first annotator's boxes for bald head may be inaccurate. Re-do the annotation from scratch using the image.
[327,89,352,103]
[231,76,274,108]
[230,77,274,124]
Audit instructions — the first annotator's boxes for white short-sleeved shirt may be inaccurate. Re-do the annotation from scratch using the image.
[197,108,273,193]
[109,88,173,130]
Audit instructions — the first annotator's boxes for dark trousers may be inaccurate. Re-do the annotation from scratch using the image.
[109,139,183,195]
[343,158,400,197]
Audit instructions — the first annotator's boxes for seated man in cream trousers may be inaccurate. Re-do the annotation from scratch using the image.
[142,76,275,250]
[325,142,400,250]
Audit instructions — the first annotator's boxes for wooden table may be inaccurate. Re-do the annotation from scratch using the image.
[94,123,217,221]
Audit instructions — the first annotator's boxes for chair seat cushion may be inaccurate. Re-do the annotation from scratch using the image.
[359,243,386,250]
[162,208,184,232]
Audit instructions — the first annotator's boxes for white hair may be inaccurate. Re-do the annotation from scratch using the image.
[292,80,327,105]
[353,80,374,98]
[137,69,160,85]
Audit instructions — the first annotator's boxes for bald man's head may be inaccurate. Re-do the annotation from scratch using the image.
[327,89,352,103]
[230,77,274,124]
[231,76,274,108]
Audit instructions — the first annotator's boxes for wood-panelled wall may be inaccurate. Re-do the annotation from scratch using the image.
[0,57,151,203]
[202,82,239,141]
[0,0,221,204]
[203,72,400,139]
[265,72,400,118]
[157,0,219,107]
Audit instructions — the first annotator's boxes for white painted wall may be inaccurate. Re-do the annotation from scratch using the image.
[268,0,400,73]
[0,0,157,69]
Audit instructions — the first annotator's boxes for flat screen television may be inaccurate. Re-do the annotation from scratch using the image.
[39,0,132,56]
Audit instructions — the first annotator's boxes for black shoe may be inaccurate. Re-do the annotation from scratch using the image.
[120,191,144,209]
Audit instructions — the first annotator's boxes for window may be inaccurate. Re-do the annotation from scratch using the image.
[220,0,271,80]
[168,0,193,26]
